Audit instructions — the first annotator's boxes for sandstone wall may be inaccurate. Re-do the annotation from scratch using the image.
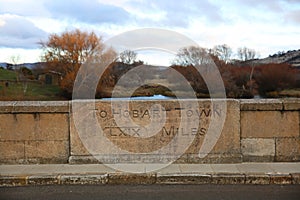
[0,102,69,164]
[240,99,300,162]
[0,99,299,164]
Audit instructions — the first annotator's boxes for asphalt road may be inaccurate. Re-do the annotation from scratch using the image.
[1,184,300,200]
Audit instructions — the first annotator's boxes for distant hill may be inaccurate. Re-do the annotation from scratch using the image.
[1,49,300,69]
[0,62,45,70]
[0,62,8,68]
[242,49,300,67]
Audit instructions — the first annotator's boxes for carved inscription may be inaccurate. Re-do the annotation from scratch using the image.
[97,107,221,119]
[96,104,222,138]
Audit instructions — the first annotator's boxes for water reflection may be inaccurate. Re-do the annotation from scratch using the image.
[102,94,175,100]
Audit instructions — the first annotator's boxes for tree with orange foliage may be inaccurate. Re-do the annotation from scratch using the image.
[40,29,117,97]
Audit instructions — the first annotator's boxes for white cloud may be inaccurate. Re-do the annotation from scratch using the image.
[0,14,48,48]
[136,50,175,66]
[285,9,300,24]
[0,0,299,63]
[0,0,49,17]
[0,48,42,64]
[44,0,131,25]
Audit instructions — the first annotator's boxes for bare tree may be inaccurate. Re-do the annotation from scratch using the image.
[237,47,259,61]
[172,46,209,66]
[10,55,20,82]
[237,47,260,94]
[118,50,137,64]
[212,44,232,63]
[10,55,29,95]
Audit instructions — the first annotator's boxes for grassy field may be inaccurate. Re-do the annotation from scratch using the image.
[0,68,65,100]
[1,68,300,100]
[0,68,17,80]
[0,82,65,100]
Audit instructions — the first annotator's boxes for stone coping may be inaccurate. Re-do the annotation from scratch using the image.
[240,98,300,111]
[0,101,70,113]
[0,99,299,113]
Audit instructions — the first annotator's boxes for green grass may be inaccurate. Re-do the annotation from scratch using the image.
[0,68,17,80]
[0,68,66,100]
[0,81,65,101]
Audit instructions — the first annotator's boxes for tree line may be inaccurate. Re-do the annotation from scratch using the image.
[36,29,298,99]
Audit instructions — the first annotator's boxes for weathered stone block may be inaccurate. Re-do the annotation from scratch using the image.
[241,138,275,162]
[70,100,241,164]
[245,174,270,184]
[211,174,245,184]
[0,101,69,113]
[156,174,211,184]
[241,111,299,138]
[0,114,36,140]
[25,140,69,163]
[240,99,283,111]
[37,114,69,141]
[70,117,91,156]
[185,153,242,164]
[0,113,69,141]
[269,174,292,184]
[276,138,300,161]
[69,155,99,164]
[291,173,300,184]
[27,175,59,185]
[210,100,240,154]
[0,141,24,162]
[60,174,108,185]
[108,173,156,184]
[283,99,300,110]
[0,176,27,186]
[0,101,15,113]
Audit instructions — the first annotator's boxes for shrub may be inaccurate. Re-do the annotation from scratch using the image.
[254,63,297,97]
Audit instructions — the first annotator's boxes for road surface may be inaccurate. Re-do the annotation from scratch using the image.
[1,184,300,200]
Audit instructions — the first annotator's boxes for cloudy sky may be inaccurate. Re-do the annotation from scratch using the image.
[0,0,299,65]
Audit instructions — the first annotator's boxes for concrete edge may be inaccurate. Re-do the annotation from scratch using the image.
[1,173,299,187]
